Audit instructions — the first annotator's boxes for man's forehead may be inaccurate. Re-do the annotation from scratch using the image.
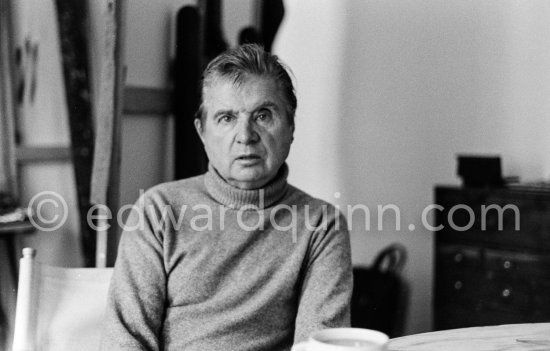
[203,75,284,111]
[204,74,278,94]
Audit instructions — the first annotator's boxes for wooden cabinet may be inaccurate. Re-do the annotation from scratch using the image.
[434,186,550,330]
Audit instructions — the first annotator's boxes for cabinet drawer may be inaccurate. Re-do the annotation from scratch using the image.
[435,304,532,330]
[436,273,485,304]
[435,245,483,304]
[436,245,482,272]
[484,249,550,279]
[436,273,532,311]
[434,186,550,330]
[435,187,550,250]
[481,276,533,312]
[436,247,543,312]
[533,279,550,314]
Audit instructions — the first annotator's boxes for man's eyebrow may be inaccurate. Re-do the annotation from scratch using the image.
[211,102,280,118]
[255,101,279,111]
[212,109,236,118]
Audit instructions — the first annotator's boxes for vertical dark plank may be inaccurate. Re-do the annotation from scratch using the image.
[203,0,228,62]
[173,6,207,180]
[0,0,19,199]
[260,0,285,52]
[55,0,95,266]
[105,0,127,267]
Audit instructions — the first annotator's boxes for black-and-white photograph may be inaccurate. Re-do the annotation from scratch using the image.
[1,1,550,350]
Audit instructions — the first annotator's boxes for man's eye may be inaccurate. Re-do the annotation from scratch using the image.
[256,110,272,121]
[218,115,234,123]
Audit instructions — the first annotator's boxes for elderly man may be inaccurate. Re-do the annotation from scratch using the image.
[102,44,352,351]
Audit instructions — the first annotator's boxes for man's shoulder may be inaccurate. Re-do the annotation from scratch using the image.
[285,184,349,234]
[151,174,205,191]
[141,174,207,204]
[286,184,339,211]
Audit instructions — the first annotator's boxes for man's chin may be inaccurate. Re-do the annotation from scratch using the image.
[230,170,270,189]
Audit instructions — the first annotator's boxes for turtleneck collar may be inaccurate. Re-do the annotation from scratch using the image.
[204,163,289,209]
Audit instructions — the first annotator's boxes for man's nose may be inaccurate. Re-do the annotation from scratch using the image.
[236,119,259,144]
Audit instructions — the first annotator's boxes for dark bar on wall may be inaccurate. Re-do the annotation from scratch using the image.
[123,86,171,116]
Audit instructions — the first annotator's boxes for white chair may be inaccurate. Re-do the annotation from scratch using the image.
[12,248,113,351]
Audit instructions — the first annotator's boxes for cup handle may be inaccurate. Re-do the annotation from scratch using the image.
[291,341,308,351]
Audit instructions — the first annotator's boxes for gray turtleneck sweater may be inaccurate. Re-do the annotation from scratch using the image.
[101,165,352,351]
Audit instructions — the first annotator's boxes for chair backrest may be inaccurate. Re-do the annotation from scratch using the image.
[12,248,113,351]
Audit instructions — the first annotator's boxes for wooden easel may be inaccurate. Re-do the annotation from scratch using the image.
[0,3,125,348]
[0,1,127,268]
[55,0,127,268]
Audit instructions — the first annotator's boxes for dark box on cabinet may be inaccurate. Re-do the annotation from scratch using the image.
[457,155,503,187]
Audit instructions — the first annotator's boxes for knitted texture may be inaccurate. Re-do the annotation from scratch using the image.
[101,165,352,351]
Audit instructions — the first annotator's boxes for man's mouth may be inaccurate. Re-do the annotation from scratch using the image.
[236,154,261,161]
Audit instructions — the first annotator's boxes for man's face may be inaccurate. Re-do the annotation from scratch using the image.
[195,75,294,190]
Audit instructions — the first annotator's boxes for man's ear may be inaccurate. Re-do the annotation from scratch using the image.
[194,118,204,142]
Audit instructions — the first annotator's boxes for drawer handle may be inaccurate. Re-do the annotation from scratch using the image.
[454,253,463,263]
[502,288,511,298]
[454,281,463,290]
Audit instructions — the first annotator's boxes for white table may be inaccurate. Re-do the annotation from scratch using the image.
[389,323,550,351]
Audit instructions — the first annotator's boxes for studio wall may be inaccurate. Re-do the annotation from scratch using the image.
[277,0,550,334]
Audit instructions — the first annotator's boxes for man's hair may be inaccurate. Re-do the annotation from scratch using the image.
[198,44,297,124]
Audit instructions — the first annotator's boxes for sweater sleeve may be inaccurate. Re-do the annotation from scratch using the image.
[101,193,167,351]
[294,209,353,343]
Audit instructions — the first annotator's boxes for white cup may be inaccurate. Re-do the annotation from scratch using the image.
[291,328,389,351]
